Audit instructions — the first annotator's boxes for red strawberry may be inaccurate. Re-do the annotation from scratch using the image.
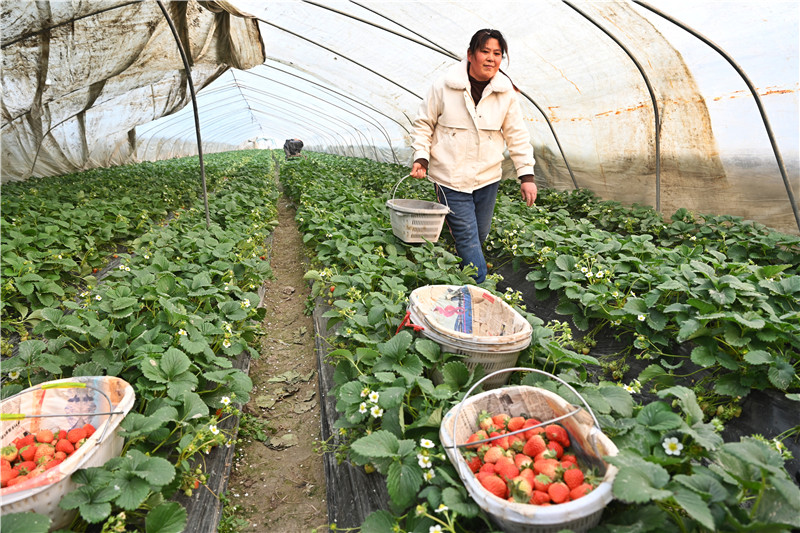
[548,481,571,504]
[1,445,18,463]
[561,453,578,467]
[563,466,585,489]
[74,438,87,450]
[83,424,96,437]
[478,411,496,432]
[522,418,543,440]
[514,453,532,470]
[35,429,54,444]
[18,444,36,462]
[6,474,27,487]
[479,473,508,499]
[569,482,594,500]
[494,456,519,481]
[44,458,63,470]
[57,430,67,440]
[509,475,533,503]
[533,473,553,492]
[492,413,510,429]
[482,445,505,464]
[465,452,482,473]
[67,427,86,444]
[491,433,510,450]
[545,424,570,447]
[34,443,55,463]
[55,439,74,455]
[465,430,488,449]
[519,467,535,486]
[15,434,34,449]
[478,462,496,475]
[54,451,67,461]
[14,460,36,475]
[546,440,564,459]
[523,434,547,458]
[507,416,525,432]
[508,433,526,453]
[530,489,551,505]
[533,458,562,481]
[1,459,10,470]
[1,467,19,487]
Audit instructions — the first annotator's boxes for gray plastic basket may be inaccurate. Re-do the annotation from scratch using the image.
[386,175,450,243]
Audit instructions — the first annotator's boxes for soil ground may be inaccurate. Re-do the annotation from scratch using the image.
[226,190,330,533]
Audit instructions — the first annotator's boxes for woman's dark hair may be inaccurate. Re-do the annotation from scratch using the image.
[468,29,519,92]
[468,29,508,58]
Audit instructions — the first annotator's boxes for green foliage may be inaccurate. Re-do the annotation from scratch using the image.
[282,153,799,533]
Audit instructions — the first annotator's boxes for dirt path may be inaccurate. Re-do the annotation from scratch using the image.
[227,189,329,532]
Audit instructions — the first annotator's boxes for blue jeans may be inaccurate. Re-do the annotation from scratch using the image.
[435,181,499,284]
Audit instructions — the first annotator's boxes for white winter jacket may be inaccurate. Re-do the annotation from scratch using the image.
[411,60,535,193]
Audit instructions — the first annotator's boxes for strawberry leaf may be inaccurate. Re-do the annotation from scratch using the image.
[606,451,672,503]
[351,430,400,459]
[0,512,51,533]
[145,502,187,533]
[386,457,423,508]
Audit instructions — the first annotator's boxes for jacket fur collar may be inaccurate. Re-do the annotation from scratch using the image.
[444,59,512,93]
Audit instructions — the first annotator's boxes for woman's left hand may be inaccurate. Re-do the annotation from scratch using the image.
[520,182,538,207]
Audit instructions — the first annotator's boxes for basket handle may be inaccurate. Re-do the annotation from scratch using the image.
[448,367,603,456]
[392,174,450,211]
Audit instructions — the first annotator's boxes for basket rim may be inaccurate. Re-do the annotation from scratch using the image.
[408,285,533,344]
[386,198,449,215]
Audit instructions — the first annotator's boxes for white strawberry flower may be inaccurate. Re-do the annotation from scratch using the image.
[417,454,432,468]
[423,470,436,482]
[359,402,368,414]
[209,425,219,435]
[222,339,231,349]
[95,294,102,301]
[662,437,683,456]
[420,438,435,449]
[638,314,646,322]
[429,526,442,533]
[221,396,231,406]
[360,387,370,398]
[435,503,448,513]
[370,405,384,419]
[178,329,188,336]
[368,391,380,403]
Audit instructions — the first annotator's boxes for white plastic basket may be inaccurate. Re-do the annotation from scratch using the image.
[408,285,532,387]
[440,368,619,533]
[1,376,135,529]
[386,175,450,243]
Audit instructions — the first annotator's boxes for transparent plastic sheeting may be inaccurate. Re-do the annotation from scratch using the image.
[1,1,265,181]
[1,1,798,234]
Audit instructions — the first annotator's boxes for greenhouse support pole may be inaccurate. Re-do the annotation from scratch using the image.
[564,0,662,211]
[633,1,800,233]
[156,0,210,229]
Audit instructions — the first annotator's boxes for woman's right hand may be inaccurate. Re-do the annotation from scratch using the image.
[410,162,427,179]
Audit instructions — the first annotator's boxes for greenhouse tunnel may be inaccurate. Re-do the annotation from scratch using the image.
[2,0,798,234]
[2,1,800,532]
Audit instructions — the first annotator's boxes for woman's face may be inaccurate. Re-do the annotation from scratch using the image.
[467,38,503,81]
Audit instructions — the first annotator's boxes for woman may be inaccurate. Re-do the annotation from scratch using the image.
[410,29,537,284]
